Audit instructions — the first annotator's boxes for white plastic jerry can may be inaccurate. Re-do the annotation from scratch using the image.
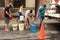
[20,16,24,21]
[12,24,17,31]
[19,23,24,31]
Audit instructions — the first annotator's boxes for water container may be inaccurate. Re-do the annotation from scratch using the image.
[30,22,37,33]
[19,23,24,31]
[20,16,24,21]
[12,24,17,31]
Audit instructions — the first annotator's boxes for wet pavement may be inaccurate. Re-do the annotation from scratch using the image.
[45,23,60,40]
[0,19,60,40]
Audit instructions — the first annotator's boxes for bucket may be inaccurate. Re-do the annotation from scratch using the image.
[12,24,17,31]
[30,22,37,33]
[20,16,24,21]
[19,23,24,31]
[9,15,13,20]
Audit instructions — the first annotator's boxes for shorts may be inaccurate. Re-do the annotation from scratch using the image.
[5,17,9,24]
[18,12,23,16]
[25,18,29,25]
[18,12,23,20]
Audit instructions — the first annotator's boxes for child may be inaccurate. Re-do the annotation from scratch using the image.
[25,10,33,29]
[17,5,23,22]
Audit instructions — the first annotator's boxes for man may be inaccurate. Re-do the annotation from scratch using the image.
[38,5,46,27]
[4,5,12,31]
[25,10,33,29]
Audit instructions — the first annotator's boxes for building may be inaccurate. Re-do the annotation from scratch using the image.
[35,0,54,16]
[0,0,35,20]
[0,0,10,20]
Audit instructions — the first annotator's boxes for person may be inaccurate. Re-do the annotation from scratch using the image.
[38,5,46,27]
[25,10,33,29]
[55,5,60,13]
[17,5,23,22]
[4,5,12,31]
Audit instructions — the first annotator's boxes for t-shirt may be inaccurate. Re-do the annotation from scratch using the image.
[38,6,45,17]
[25,10,30,20]
[4,7,10,18]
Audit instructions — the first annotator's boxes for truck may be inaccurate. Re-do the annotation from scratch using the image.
[45,0,60,21]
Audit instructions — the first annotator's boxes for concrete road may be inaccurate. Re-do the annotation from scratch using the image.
[0,18,60,40]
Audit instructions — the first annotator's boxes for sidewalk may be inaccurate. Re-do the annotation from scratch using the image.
[0,29,52,40]
[0,19,56,40]
[0,18,58,30]
[0,19,39,40]
[0,30,39,40]
[0,19,18,28]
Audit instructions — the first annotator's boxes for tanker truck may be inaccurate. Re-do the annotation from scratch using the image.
[45,0,60,21]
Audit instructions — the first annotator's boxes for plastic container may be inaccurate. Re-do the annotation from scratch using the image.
[30,22,37,33]
[12,24,17,31]
[20,16,24,21]
[9,15,13,20]
[19,23,24,31]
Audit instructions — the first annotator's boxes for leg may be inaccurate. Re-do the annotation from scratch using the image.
[25,18,30,29]
[27,18,30,28]
[17,16,20,22]
[17,12,23,22]
[5,24,9,31]
[40,16,44,27]
[5,17,9,31]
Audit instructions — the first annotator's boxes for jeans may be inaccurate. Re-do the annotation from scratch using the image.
[40,16,44,27]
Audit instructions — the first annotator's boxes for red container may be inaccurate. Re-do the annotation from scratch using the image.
[9,15,13,20]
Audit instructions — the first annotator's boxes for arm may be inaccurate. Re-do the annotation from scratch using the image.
[9,9,11,14]
[6,11,10,16]
[6,11,11,17]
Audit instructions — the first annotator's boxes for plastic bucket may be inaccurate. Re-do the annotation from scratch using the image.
[30,22,37,33]
[12,24,17,31]
[20,16,24,21]
[19,23,24,31]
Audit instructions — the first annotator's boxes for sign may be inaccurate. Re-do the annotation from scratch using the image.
[54,0,59,3]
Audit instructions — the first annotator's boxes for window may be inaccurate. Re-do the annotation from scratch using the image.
[0,0,4,7]
[10,0,25,8]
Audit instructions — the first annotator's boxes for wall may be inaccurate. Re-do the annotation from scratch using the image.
[0,8,4,20]
[0,0,9,20]
[5,0,9,7]
[26,0,35,7]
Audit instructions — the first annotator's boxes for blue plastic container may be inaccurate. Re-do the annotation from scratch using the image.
[30,22,37,33]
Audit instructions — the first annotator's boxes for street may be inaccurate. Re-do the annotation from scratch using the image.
[0,0,60,40]
[0,18,60,40]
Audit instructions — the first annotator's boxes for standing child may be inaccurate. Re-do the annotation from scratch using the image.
[17,5,23,22]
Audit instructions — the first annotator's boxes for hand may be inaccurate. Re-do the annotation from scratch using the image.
[9,15,11,17]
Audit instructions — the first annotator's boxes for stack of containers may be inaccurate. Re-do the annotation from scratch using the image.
[18,15,25,31]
